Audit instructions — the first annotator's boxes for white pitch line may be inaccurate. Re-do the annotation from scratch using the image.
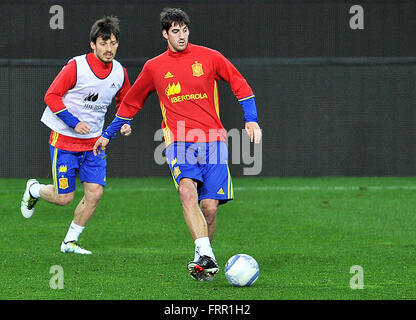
[102,185,416,192]
[2,185,415,194]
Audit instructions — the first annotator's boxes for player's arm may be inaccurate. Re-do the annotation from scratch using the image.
[114,67,132,136]
[107,62,155,139]
[44,60,90,134]
[238,95,261,143]
[214,51,262,143]
[94,62,155,156]
[94,115,133,156]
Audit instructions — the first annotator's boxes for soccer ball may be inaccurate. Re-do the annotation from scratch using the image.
[224,254,259,287]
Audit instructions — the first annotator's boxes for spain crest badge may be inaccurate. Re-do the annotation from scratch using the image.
[192,61,204,77]
[59,177,69,190]
[174,166,181,178]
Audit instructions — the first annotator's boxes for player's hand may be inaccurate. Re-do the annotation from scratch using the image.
[93,136,110,156]
[74,121,91,134]
[120,124,131,136]
[245,121,262,144]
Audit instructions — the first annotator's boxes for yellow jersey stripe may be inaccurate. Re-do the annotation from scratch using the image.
[51,131,59,147]
[160,101,172,147]
[116,114,133,121]
[53,108,67,115]
[214,80,220,119]
[238,94,255,102]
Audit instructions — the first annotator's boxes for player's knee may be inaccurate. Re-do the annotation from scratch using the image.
[56,193,74,206]
[178,183,198,206]
[204,210,217,226]
[85,185,103,205]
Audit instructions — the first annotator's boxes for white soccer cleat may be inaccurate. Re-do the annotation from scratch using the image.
[21,179,40,218]
[60,241,92,255]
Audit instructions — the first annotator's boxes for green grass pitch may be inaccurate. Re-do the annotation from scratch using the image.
[1,176,416,300]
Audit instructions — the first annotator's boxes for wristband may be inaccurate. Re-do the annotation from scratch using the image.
[54,109,80,129]
[238,96,258,123]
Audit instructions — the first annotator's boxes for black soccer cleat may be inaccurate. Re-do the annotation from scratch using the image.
[187,255,219,281]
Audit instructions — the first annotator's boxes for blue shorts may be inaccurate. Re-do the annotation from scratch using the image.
[50,145,107,194]
[165,141,233,205]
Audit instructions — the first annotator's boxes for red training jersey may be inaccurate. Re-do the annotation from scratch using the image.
[44,52,131,151]
[117,43,254,146]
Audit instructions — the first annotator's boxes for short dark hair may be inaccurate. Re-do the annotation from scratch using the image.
[89,15,120,43]
[160,8,190,32]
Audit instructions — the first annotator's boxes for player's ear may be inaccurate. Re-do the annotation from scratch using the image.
[162,29,168,40]
[90,41,96,51]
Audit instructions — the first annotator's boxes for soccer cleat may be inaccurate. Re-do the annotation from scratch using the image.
[187,255,219,281]
[60,241,92,255]
[190,271,215,282]
[21,179,40,218]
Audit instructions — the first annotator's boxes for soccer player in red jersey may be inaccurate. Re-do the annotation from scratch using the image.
[21,16,132,254]
[94,8,262,279]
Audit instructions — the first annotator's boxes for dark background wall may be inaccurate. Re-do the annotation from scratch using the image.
[1,0,415,177]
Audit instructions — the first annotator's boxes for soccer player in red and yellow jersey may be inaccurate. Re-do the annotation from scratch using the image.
[94,8,262,280]
[21,16,131,254]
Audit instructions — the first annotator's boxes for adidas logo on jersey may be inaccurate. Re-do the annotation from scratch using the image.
[164,72,174,79]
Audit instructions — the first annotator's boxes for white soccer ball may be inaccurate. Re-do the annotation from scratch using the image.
[224,254,259,287]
